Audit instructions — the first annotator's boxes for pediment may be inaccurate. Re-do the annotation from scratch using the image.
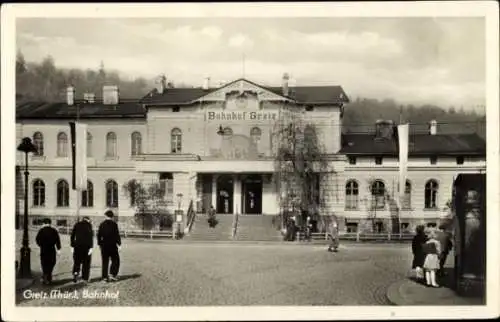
[195,79,292,103]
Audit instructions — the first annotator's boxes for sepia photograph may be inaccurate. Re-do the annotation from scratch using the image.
[1,2,499,321]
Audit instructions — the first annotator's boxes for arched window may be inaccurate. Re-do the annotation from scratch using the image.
[32,179,45,207]
[56,179,69,207]
[106,132,117,157]
[33,132,44,156]
[250,127,262,143]
[402,180,412,209]
[87,132,93,157]
[81,180,94,208]
[105,179,118,208]
[371,180,385,209]
[171,128,182,153]
[57,132,68,157]
[131,132,142,156]
[345,180,359,210]
[425,180,439,209]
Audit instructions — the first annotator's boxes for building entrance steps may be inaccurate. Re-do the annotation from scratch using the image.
[184,214,234,241]
[235,215,283,242]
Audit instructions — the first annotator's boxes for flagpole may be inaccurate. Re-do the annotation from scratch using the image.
[76,102,81,222]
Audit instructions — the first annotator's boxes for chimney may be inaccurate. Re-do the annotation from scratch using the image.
[83,92,95,104]
[202,77,210,90]
[66,86,75,106]
[158,74,167,94]
[429,120,437,135]
[103,85,119,105]
[282,73,289,96]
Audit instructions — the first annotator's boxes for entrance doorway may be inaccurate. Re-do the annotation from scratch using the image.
[216,175,233,214]
[242,175,262,214]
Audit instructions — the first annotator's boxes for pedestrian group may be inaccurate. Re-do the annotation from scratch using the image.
[411,224,453,288]
[35,210,122,285]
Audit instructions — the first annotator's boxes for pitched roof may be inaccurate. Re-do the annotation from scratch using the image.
[140,78,349,106]
[340,133,486,156]
[16,100,146,119]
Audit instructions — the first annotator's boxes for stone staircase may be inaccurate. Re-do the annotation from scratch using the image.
[234,215,283,241]
[184,214,234,241]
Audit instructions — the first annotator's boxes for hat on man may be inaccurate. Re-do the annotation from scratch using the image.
[104,210,114,218]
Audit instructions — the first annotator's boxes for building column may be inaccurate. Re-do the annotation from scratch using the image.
[212,174,217,210]
[233,174,241,214]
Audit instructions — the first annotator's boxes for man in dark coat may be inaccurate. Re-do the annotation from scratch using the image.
[35,218,61,285]
[70,216,94,283]
[411,225,428,280]
[436,225,453,277]
[97,210,122,282]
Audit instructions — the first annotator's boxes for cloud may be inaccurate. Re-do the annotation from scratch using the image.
[15,17,486,108]
[228,33,253,48]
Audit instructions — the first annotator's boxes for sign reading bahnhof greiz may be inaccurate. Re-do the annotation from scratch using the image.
[206,111,278,121]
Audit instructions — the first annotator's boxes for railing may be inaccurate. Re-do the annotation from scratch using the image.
[29,226,175,240]
[185,200,196,234]
[299,231,414,242]
[232,211,240,239]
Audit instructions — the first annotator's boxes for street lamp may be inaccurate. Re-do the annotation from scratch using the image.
[17,137,38,278]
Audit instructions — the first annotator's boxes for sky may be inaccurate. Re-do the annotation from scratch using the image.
[16,17,486,110]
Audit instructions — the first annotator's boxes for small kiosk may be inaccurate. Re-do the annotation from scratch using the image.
[452,174,486,298]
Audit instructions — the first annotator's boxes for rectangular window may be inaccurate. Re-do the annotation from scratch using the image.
[456,156,464,165]
[56,219,68,227]
[430,156,437,165]
[348,156,357,165]
[400,223,410,232]
[375,157,383,165]
[346,223,358,233]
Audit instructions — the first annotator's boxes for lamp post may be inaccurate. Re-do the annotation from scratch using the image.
[17,137,37,278]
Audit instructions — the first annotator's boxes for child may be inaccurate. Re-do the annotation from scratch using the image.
[422,229,441,287]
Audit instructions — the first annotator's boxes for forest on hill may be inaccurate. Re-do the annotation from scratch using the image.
[16,53,485,137]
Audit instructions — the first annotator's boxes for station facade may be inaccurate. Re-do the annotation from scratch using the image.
[15,76,486,233]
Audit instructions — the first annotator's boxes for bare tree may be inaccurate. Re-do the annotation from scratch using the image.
[272,107,329,233]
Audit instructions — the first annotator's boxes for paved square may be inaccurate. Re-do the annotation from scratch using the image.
[16,232,450,306]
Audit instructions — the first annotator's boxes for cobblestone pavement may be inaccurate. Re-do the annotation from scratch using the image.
[16,233,418,306]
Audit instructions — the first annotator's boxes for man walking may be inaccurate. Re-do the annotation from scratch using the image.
[70,216,94,283]
[97,210,122,282]
[35,218,61,285]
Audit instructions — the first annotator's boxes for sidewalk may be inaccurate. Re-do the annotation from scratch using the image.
[386,278,485,306]
[16,278,35,292]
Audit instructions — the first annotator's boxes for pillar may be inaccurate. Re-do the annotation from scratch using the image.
[212,174,217,211]
[233,174,241,214]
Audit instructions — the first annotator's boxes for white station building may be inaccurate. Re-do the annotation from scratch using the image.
[15,75,486,234]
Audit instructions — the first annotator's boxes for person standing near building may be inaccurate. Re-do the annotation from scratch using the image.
[327,217,340,252]
[35,218,61,285]
[70,216,94,283]
[411,225,428,281]
[97,210,121,282]
[436,224,453,277]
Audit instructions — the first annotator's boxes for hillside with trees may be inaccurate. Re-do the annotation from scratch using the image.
[16,52,485,138]
[16,51,152,102]
[343,97,485,138]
